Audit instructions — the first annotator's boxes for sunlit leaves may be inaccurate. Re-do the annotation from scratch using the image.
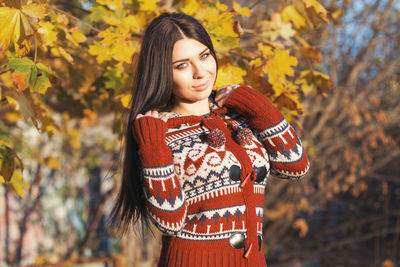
[296,70,331,95]
[259,13,295,41]
[0,3,46,53]
[232,2,252,17]
[264,50,298,96]
[180,0,201,15]
[281,5,306,29]
[214,64,246,88]
[138,0,159,12]
[303,0,329,23]
[7,57,53,93]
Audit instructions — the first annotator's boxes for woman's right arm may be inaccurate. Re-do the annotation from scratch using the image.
[133,115,187,234]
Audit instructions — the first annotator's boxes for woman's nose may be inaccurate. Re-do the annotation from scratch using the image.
[193,62,206,78]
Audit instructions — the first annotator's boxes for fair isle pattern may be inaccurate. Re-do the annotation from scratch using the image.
[141,110,307,240]
[175,206,264,241]
[257,118,310,179]
[143,163,187,234]
[155,110,271,241]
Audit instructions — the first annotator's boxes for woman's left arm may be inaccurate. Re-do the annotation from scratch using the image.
[218,85,310,179]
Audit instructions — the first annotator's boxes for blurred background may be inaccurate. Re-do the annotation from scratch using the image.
[0,0,399,266]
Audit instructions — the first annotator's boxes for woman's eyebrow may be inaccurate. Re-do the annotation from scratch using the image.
[172,48,209,64]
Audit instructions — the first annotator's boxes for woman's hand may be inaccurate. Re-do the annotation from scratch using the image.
[215,85,237,107]
[136,110,168,122]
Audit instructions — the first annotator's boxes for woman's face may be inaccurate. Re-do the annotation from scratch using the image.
[171,38,217,106]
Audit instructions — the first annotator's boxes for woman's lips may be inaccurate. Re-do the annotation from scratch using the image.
[193,79,210,90]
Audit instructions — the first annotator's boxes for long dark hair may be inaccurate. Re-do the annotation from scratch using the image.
[109,12,218,235]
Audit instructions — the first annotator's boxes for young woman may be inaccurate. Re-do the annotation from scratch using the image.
[111,12,310,267]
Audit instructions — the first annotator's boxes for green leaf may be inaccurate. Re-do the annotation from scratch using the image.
[7,57,35,73]
[88,6,113,23]
[25,65,52,94]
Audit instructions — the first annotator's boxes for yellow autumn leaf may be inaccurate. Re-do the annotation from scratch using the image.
[37,21,58,48]
[233,2,252,17]
[0,175,4,183]
[67,127,81,150]
[97,0,123,11]
[46,156,61,169]
[0,4,46,52]
[89,42,113,63]
[295,70,331,95]
[257,42,273,59]
[14,37,31,56]
[331,8,342,21]
[249,57,263,68]
[104,15,122,26]
[265,50,298,83]
[214,64,246,88]
[118,94,131,108]
[138,0,159,11]
[8,170,29,197]
[122,14,148,34]
[214,2,227,12]
[281,5,306,29]
[3,111,21,123]
[70,28,87,44]
[50,46,74,63]
[303,0,328,23]
[111,42,136,64]
[180,0,201,16]
[259,13,295,41]
[98,27,119,46]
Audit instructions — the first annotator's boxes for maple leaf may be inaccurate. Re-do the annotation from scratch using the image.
[138,0,159,11]
[295,70,331,95]
[258,43,274,59]
[303,0,329,23]
[259,13,295,41]
[117,93,131,108]
[233,2,252,17]
[0,3,46,52]
[214,64,246,88]
[265,50,298,84]
[180,0,201,15]
[281,5,306,29]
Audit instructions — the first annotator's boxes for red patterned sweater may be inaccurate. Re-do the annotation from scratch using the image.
[132,85,310,267]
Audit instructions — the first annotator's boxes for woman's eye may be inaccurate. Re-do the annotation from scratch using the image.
[176,63,187,69]
[200,53,210,59]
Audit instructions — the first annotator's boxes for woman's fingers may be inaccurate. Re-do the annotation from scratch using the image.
[136,110,167,121]
[215,85,235,107]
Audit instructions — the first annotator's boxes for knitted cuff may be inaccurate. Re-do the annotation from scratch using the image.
[224,85,284,130]
[132,116,172,166]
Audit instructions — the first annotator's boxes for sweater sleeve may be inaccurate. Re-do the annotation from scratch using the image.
[133,116,187,234]
[224,85,310,179]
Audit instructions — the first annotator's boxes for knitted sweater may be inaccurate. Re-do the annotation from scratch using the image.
[132,85,310,267]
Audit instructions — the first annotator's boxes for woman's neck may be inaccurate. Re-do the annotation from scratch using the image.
[171,99,211,116]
